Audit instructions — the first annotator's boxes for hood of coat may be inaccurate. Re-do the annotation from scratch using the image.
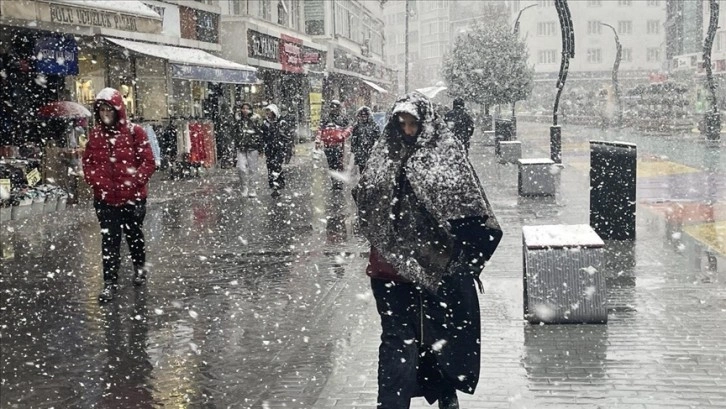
[265,104,280,120]
[385,91,446,147]
[93,87,128,128]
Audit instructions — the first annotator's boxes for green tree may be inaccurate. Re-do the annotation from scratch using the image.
[442,5,534,113]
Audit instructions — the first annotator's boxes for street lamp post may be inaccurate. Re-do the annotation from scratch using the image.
[404,0,410,93]
[551,0,575,164]
[600,22,622,128]
[511,3,536,137]
[703,0,720,141]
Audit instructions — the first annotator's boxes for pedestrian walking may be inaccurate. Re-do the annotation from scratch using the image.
[353,92,503,409]
[350,106,381,174]
[279,104,297,164]
[444,97,475,153]
[82,88,156,302]
[232,102,263,197]
[316,100,351,189]
[261,104,287,197]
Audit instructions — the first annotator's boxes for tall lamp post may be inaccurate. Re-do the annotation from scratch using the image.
[404,0,410,93]
[510,3,537,136]
[703,0,720,141]
[600,22,622,128]
[551,0,575,164]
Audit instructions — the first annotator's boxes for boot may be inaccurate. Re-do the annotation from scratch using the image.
[438,392,459,409]
[98,281,117,303]
[133,267,148,286]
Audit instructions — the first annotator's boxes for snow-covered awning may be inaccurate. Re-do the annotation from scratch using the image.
[362,80,388,94]
[106,37,257,84]
[415,86,447,99]
[53,0,161,19]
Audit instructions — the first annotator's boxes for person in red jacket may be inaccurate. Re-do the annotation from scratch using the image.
[82,88,156,302]
[315,100,351,189]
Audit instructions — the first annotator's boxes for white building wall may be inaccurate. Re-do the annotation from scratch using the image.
[516,0,667,76]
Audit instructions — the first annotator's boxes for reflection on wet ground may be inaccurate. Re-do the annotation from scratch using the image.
[2,123,726,408]
[0,157,366,408]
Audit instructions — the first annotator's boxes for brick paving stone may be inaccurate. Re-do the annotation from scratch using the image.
[311,122,726,408]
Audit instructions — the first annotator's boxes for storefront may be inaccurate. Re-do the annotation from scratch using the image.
[325,46,396,115]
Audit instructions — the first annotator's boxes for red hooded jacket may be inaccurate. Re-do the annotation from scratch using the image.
[82,88,155,206]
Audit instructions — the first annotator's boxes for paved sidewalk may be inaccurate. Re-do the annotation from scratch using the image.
[312,122,726,408]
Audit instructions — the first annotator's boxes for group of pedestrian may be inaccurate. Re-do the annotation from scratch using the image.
[82,85,499,409]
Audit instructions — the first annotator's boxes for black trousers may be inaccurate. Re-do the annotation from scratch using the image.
[323,145,344,172]
[266,153,285,190]
[94,199,147,283]
[371,278,456,409]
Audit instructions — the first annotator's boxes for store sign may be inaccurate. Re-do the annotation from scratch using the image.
[171,64,256,84]
[34,35,78,75]
[0,1,162,35]
[248,30,280,62]
[280,34,303,74]
[333,48,392,83]
[49,4,140,31]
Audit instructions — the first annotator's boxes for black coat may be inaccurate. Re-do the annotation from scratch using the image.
[261,119,287,163]
[350,120,380,169]
[444,107,474,149]
[353,92,503,396]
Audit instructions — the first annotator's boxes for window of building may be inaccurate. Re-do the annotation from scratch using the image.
[587,48,602,63]
[617,21,632,34]
[537,21,556,36]
[232,0,248,15]
[618,0,632,5]
[622,48,632,62]
[304,0,324,35]
[261,0,271,21]
[587,0,602,6]
[277,1,288,25]
[538,49,557,64]
[587,20,602,35]
[647,20,661,34]
[538,0,554,7]
[647,48,661,62]
[289,0,300,30]
[647,0,659,5]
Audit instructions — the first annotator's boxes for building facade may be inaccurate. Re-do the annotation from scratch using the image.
[513,0,667,110]
[220,0,394,134]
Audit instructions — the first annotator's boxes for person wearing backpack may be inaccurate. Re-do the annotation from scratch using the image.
[82,88,156,302]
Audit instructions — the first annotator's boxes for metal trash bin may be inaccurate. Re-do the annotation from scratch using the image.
[590,141,637,240]
[518,158,556,196]
[523,224,608,324]
[494,119,514,155]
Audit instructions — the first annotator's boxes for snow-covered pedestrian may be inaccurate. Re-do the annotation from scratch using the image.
[261,104,287,197]
[350,106,381,174]
[82,88,156,303]
[232,102,263,197]
[353,92,503,409]
[315,100,351,189]
[444,98,475,153]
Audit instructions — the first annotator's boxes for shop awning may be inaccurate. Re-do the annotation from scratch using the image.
[54,0,161,19]
[106,38,257,84]
[362,80,388,94]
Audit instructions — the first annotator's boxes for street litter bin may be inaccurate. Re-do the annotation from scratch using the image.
[494,119,514,156]
[589,141,637,240]
[522,224,608,324]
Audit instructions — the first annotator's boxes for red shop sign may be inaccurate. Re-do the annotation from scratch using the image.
[280,34,303,74]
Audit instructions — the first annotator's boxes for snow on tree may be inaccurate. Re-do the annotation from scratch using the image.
[442,4,534,112]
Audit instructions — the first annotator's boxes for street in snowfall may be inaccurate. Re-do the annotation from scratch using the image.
[1,121,726,409]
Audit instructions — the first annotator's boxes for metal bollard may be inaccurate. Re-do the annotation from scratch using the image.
[589,140,637,240]
[550,126,561,164]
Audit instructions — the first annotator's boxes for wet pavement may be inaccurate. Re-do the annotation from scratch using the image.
[1,123,725,408]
